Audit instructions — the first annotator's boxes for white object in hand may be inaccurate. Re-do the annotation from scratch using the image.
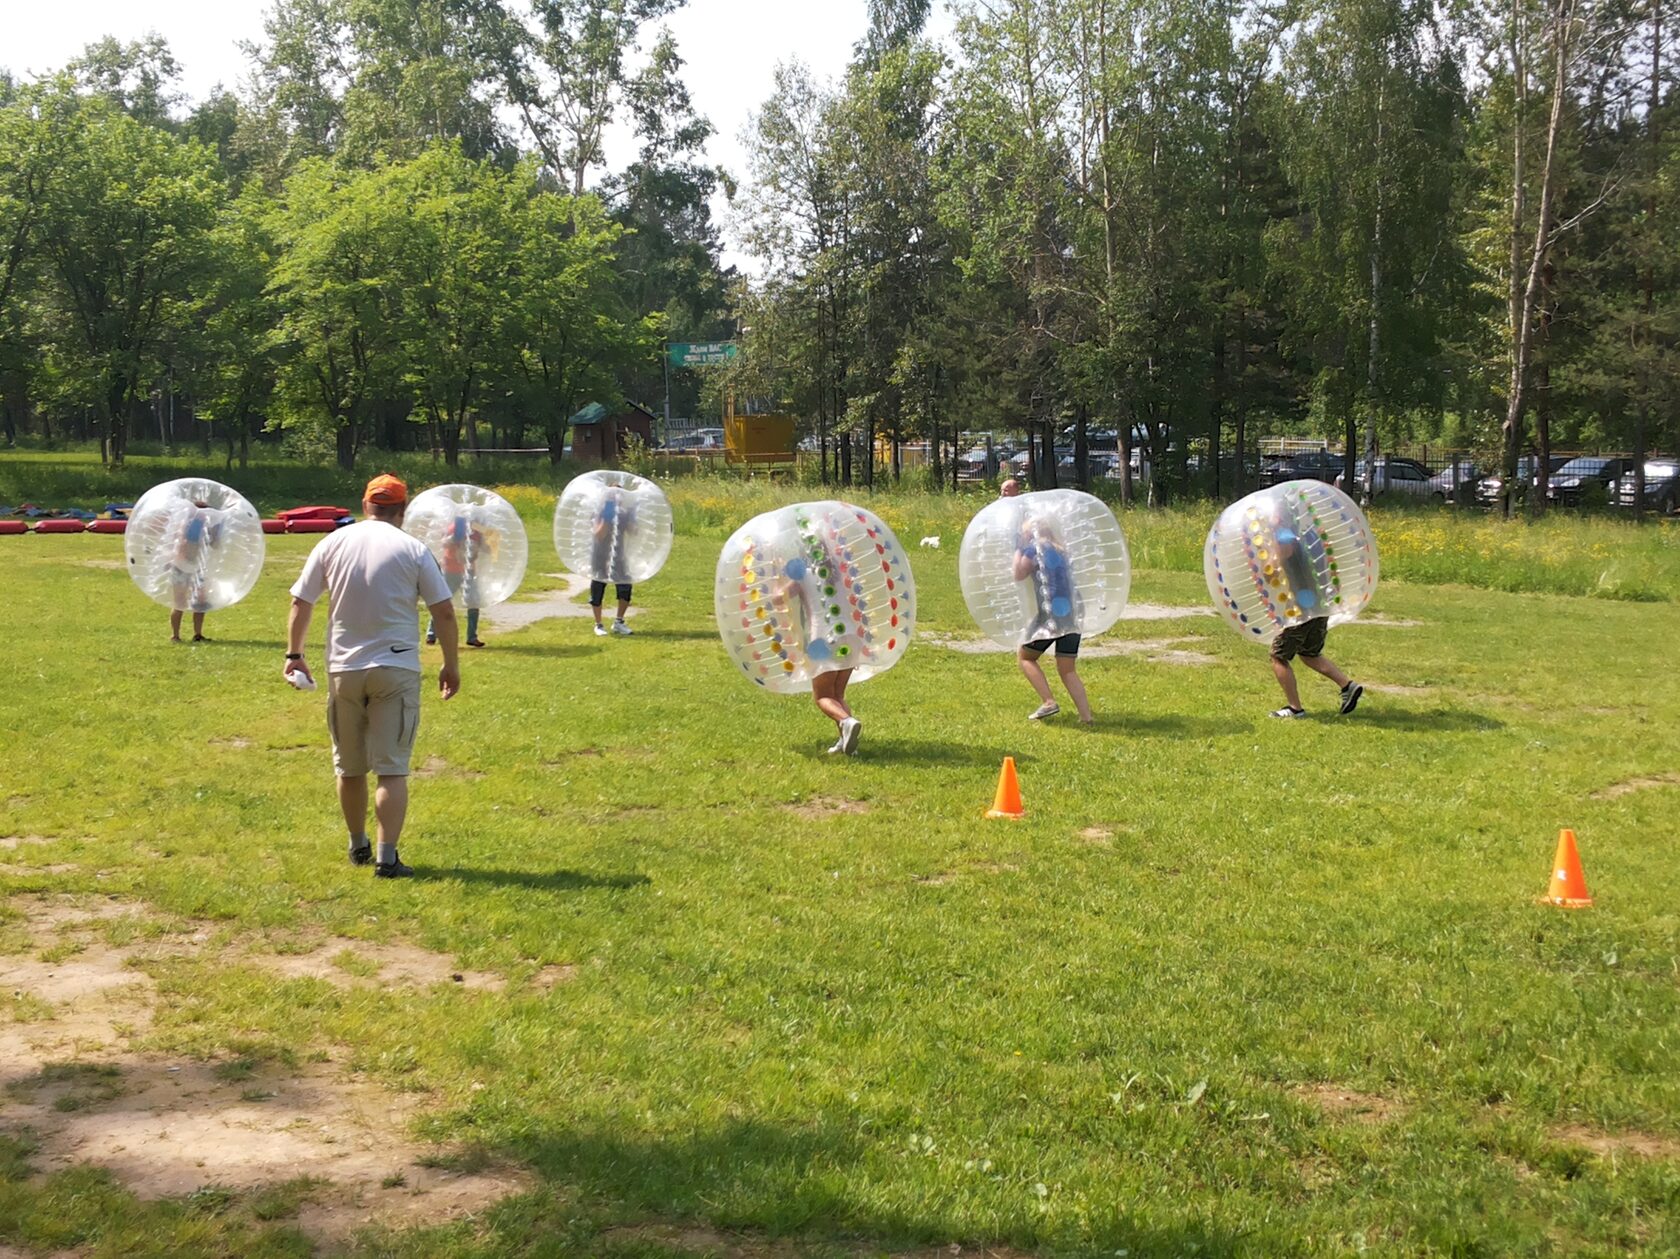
[284,665,317,691]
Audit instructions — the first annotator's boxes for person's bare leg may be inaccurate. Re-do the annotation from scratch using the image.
[1271,657,1303,709]
[374,776,408,848]
[337,774,369,836]
[813,673,851,726]
[1056,657,1093,722]
[1300,653,1350,690]
[170,610,184,641]
[591,604,604,628]
[616,597,630,620]
[192,612,206,638]
[1018,650,1055,704]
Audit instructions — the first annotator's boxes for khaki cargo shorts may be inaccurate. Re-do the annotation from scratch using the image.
[1270,616,1329,663]
[327,667,422,777]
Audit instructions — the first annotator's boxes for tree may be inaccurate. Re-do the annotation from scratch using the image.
[188,185,279,468]
[30,96,221,463]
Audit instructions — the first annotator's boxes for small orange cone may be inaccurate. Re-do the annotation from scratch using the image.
[985,756,1025,820]
[1542,828,1593,908]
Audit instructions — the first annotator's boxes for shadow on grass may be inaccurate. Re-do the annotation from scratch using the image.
[465,1117,1255,1258]
[467,643,592,658]
[1099,712,1242,739]
[628,629,721,642]
[830,737,1033,768]
[428,866,650,893]
[1351,707,1504,733]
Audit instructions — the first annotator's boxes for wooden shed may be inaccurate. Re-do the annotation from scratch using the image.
[569,402,657,465]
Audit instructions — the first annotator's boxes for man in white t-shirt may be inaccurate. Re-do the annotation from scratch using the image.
[284,474,461,878]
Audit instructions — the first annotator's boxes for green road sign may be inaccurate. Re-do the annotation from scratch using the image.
[668,341,739,367]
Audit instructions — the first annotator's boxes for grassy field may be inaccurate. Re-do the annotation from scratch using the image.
[2,458,1679,1257]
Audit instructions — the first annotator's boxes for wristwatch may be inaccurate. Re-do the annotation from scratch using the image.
[285,653,303,660]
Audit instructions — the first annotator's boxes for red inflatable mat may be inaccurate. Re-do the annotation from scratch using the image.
[0,520,27,535]
[34,519,87,534]
[286,519,337,533]
[261,520,287,534]
[87,519,128,534]
[277,505,350,523]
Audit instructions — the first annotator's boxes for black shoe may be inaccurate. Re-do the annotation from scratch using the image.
[374,854,414,878]
[349,841,373,867]
[1339,682,1364,715]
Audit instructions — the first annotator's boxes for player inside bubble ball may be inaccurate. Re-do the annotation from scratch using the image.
[169,499,223,643]
[781,529,862,756]
[1265,524,1364,720]
[1011,513,1093,724]
[590,486,639,637]
[426,513,488,648]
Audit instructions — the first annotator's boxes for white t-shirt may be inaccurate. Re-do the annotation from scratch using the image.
[290,520,453,674]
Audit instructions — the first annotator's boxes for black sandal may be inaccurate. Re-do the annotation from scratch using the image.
[192,635,212,643]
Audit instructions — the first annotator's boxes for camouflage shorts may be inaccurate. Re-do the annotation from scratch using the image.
[1270,617,1329,663]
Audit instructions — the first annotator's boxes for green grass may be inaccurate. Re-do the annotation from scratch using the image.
[1,466,1678,1256]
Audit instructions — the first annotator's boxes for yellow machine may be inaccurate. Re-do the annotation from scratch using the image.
[724,396,796,469]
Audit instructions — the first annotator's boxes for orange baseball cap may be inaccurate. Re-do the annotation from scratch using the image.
[363,474,408,506]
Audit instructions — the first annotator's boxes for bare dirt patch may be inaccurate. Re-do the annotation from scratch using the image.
[413,755,487,780]
[784,796,871,820]
[604,1223,1037,1258]
[208,736,253,750]
[0,895,531,1242]
[1,835,57,851]
[250,937,505,992]
[483,572,639,631]
[1365,682,1432,696]
[528,963,577,990]
[1591,772,1680,801]
[1550,1125,1680,1160]
[1292,1083,1404,1125]
[0,862,78,877]
[1120,602,1215,621]
[1352,614,1424,628]
[919,631,1215,664]
[1076,827,1114,846]
[79,558,126,570]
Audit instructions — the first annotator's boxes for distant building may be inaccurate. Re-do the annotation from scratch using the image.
[568,401,657,465]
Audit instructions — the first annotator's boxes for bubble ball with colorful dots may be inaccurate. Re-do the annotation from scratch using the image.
[1203,480,1378,644]
[714,501,915,693]
[125,477,265,612]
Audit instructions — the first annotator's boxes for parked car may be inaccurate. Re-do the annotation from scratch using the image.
[1259,450,1342,486]
[1612,460,1680,515]
[1055,450,1123,480]
[1334,457,1434,497]
[1475,455,1568,509]
[1428,459,1482,501]
[1545,456,1631,507]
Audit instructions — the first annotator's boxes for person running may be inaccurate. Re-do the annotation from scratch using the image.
[1266,525,1363,719]
[1013,514,1093,724]
[589,486,637,637]
[284,474,461,878]
[169,500,220,642]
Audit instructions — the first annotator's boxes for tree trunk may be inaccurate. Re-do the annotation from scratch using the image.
[1074,403,1089,488]
[336,422,357,472]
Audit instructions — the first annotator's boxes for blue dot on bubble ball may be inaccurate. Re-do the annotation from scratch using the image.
[1297,589,1318,609]
[1051,596,1071,618]
[785,557,807,581]
[1276,528,1297,545]
[806,640,831,662]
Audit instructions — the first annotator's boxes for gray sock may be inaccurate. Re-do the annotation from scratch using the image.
[349,832,370,852]
[377,841,397,865]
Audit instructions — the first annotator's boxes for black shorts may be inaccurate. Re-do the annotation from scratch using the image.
[1022,633,1081,658]
[590,581,633,605]
[1270,617,1328,663]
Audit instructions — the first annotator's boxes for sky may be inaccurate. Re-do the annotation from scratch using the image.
[3,0,958,272]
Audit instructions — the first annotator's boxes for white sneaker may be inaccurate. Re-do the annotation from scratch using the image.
[826,739,845,755]
[611,619,633,636]
[593,623,608,637]
[839,717,862,755]
[1029,702,1060,721]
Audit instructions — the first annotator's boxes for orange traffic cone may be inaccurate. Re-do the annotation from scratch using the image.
[1542,828,1593,908]
[985,756,1025,820]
